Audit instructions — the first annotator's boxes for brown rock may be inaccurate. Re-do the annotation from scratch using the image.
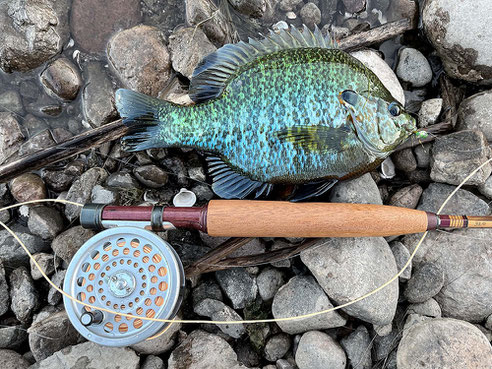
[40,58,82,100]
[388,184,423,209]
[10,174,47,203]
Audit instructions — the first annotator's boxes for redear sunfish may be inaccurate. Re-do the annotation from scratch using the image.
[116,25,417,201]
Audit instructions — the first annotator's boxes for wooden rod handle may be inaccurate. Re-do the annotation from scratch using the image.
[206,200,430,238]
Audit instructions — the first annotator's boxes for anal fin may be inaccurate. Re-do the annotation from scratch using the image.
[289,179,338,202]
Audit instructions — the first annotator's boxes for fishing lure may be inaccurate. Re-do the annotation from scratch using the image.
[116,25,417,200]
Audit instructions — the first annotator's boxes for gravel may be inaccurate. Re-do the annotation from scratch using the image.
[295,331,347,369]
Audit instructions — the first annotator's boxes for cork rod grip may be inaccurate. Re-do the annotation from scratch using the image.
[206,200,430,238]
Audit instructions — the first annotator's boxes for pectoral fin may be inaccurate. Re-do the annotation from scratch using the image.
[275,125,353,152]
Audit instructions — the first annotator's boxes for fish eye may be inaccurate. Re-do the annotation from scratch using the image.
[341,90,358,106]
[388,102,402,117]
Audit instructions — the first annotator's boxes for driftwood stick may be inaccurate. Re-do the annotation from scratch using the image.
[185,237,253,277]
[0,120,127,183]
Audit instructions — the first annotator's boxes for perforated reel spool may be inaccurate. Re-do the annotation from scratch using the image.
[63,227,184,346]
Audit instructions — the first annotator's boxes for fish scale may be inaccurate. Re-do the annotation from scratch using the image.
[116,25,417,200]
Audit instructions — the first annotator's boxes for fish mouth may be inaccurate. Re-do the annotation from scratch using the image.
[347,113,386,158]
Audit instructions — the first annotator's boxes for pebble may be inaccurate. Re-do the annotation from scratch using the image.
[108,25,171,97]
[271,275,346,334]
[417,183,490,216]
[130,316,181,355]
[134,165,168,189]
[51,226,95,264]
[402,313,431,333]
[390,241,412,281]
[141,355,165,369]
[388,184,422,209]
[0,113,24,165]
[403,88,427,114]
[279,0,303,12]
[295,331,347,369]
[229,238,265,258]
[414,143,432,168]
[423,0,492,84]
[0,261,9,316]
[47,270,65,305]
[229,0,267,18]
[18,130,57,158]
[373,328,400,361]
[9,267,39,323]
[0,0,70,72]
[81,62,118,127]
[10,174,47,203]
[0,90,24,115]
[194,298,245,338]
[70,0,141,54]
[457,90,492,141]
[216,268,257,309]
[407,298,442,318]
[43,160,85,193]
[191,183,215,201]
[340,325,372,369]
[396,48,433,87]
[397,318,492,368]
[27,206,64,240]
[392,148,418,173]
[300,3,321,29]
[329,173,383,205]
[430,130,492,186]
[29,253,60,280]
[418,98,442,128]
[27,310,79,361]
[264,333,291,362]
[30,341,139,369]
[0,224,47,268]
[343,0,366,13]
[91,185,119,204]
[168,330,245,369]
[162,157,189,186]
[65,167,108,221]
[0,325,28,350]
[192,280,223,306]
[40,58,81,100]
[404,262,444,303]
[106,171,139,189]
[479,175,492,199]
[168,27,217,80]
[257,267,285,301]
[0,349,30,369]
[301,237,398,325]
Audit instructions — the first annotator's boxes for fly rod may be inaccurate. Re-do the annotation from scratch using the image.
[80,200,492,238]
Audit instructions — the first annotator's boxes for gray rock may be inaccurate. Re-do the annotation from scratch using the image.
[28,310,79,361]
[373,328,400,361]
[300,3,321,28]
[279,0,303,12]
[81,62,118,127]
[257,267,284,301]
[390,241,412,281]
[407,298,442,318]
[403,313,432,333]
[397,318,492,368]
[108,25,171,97]
[168,330,246,369]
[134,165,168,188]
[392,148,417,173]
[301,237,398,325]
[230,238,265,258]
[27,206,64,240]
[43,160,85,193]
[0,224,47,268]
[404,88,427,114]
[230,0,266,18]
[30,253,60,280]
[457,90,492,141]
[194,298,245,338]
[0,261,8,316]
[47,270,65,305]
[0,90,24,115]
[396,48,433,87]
[340,325,372,369]
[106,171,139,189]
[264,333,290,362]
[430,130,492,186]
[191,183,214,201]
[423,0,492,84]
[402,228,492,321]
[40,58,81,100]
[343,0,366,13]
[295,331,346,369]
[130,317,181,355]
[414,143,432,168]
[65,168,108,221]
[0,325,28,350]
[0,349,30,369]
[51,226,95,264]
[216,268,257,309]
[91,185,119,204]
[486,314,492,331]
[0,0,70,73]
[193,280,223,306]
[388,184,422,209]
[9,267,39,323]
[141,355,165,369]
[418,98,442,128]
[271,275,346,334]
[404,262,444,303]
[29,341,140,369]
[276,358,295,369]
[373,323,393,337]
[168,27,216,80]
[417,183,490,216]
[0,113,24,164]
[329,173,382,204]
[18,130,57,157]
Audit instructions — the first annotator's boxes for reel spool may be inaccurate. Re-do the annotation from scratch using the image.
[63,227,185,346]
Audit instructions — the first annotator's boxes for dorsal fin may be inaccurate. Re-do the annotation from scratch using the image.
[189,25,336,103]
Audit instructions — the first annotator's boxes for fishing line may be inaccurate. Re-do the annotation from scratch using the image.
[0,158,490,340]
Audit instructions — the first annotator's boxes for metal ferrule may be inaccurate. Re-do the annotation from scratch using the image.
[80,203,106,230]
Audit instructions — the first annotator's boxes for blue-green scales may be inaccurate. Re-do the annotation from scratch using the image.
[116,26,417,200]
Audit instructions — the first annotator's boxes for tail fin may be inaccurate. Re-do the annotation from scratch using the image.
[115,89,167,151]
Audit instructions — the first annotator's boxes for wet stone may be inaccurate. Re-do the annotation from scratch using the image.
[404,262,445,303]
[0,224,47,268]
[40,58,81,100]
[407,298,442,318]
[392,148,418,173]
[396,48,433,87]
[108,25,171,97]
[0,261,9,316]
[264,333,291,362]
[168,27,216,80]
[216,268,257,309]
[0,90,24,115]
[51,226,95,264]
[27,206,64,240]
[418,98,442,128]
[18,130,56,157]
[340,325,372,369]
[229,0,267,18]
[9,267,39,323]
[388,184,423,209]
[257,267,285,301]
[272,275,346,334]
[0,349,30,369]
[0,113,24,165]
[70,0,142,54]
[10,173,47,203]
[134,165,168,189]
[300,3,321,28]
[295,331,347,369]
[30,253,60,280]
[390,241,412,281]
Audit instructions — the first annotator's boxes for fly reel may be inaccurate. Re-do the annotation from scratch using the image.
[63,227,185,346]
